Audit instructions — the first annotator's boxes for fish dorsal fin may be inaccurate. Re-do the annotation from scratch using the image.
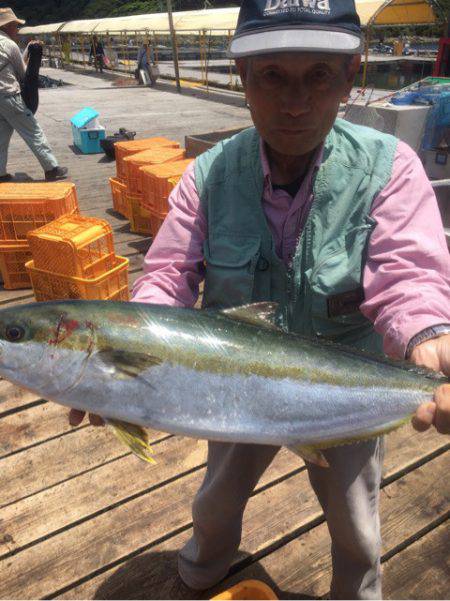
[221,302,280,331]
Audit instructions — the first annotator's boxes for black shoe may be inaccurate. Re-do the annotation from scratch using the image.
[45,166,68,181]
[0,173,12,182]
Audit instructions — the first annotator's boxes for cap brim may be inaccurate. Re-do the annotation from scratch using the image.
[229,28,362,57]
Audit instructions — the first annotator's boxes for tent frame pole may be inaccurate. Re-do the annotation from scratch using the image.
[362,27,371,90]
[166,0,181,93]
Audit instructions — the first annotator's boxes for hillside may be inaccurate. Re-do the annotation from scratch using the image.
[8,1,239,26]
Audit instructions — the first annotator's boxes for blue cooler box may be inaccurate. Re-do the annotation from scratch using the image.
[70,107,106,154]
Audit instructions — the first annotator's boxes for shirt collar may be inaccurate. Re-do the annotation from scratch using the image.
[0,30,12,42]
[259,136,324,193]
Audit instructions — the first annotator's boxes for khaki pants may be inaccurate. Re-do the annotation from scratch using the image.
[179,438,384,600]
[0,94,58,176]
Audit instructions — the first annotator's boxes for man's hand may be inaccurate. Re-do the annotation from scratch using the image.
[411,334,450,435]
[69,409,105,427]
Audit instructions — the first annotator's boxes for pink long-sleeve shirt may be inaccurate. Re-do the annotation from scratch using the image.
[132,137,450,359]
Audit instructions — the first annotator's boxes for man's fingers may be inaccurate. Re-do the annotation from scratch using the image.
[69,410,105,427]
[89,413,105,427]
[434,384,450,435]
[69,408,86,426]
[412,401,436,432]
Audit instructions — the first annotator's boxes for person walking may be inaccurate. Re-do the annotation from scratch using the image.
[0,7,67,182]
[89,36,105,73]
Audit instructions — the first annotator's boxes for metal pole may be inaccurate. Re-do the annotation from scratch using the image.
[166,0,181,93]
[361,27,370,90]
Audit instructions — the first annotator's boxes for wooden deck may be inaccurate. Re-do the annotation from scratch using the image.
[0,69,449,600]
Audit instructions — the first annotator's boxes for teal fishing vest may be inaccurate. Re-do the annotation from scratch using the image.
[195,119,398,353]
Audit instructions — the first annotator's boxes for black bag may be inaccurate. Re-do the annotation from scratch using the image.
[21,43,43,114]
[100,128,136,159]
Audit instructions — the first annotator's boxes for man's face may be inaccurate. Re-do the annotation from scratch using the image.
[4,22,19,41]
[237,52,359,157]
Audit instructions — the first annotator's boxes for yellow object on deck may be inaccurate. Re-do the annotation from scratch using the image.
[126,192,152,236]
[141,159,193,215]
[0,182,79,243]
[27,214,116,279]
[109,176,130,218]
[0,242,32,290]
[212,579,278,600]
[115,137,180,181]
[25,255,129,302]
[123,146,186,195]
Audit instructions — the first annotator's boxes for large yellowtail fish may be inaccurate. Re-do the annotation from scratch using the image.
[0,301,445,466]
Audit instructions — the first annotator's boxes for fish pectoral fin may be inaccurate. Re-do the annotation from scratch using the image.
[107,419,156,464]
[221,302,281,331]
[287,444,329,468]
[95,349,161,379]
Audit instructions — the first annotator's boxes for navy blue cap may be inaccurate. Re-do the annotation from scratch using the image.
[229,0,362,57]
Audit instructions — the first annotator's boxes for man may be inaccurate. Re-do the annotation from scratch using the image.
[89,36,105,73]
[136,42,158,87]
[71,0,450,597]
[0,7,67,182]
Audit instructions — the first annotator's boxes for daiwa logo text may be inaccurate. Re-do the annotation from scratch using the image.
[264,0,331,14]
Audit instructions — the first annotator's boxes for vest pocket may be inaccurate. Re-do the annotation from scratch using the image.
[202,235,261,308]
[307,222,375,340]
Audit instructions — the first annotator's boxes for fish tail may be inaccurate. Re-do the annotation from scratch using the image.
[107,418,156,464]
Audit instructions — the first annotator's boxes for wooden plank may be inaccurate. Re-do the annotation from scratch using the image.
[0,402,82,458]
[56,435,449,601]
[0,451,304,599]
[0,445,297,559]
[0,381,42,416]
[382,522,450,600]
[204,449,450,601]
[0,425,157,508]
[1,427,444,599]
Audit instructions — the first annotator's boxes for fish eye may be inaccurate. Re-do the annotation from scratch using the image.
[5,325,26,342]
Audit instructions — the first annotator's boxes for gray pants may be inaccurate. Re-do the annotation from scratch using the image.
[179,438,384,599]
[0,94,58,176]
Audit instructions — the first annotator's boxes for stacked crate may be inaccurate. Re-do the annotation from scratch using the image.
[0,183,79,289]
[123,147,186,235]
[26,214,129,302]
[140,160,194,236]
[109,137,180,218]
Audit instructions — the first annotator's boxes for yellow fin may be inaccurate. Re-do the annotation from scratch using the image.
[107,419,156,464]
[287,444,329,468]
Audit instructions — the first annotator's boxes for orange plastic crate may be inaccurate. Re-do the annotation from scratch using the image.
[126,192,152,236]
[0,182,79,242]
[109,177,130,218]
[123,147,186,195]
[149,209,167,237]
[141,159,193,214]
[115,137,180,180]
[27,214,116,279]
[26,256,129,302]
[0,242,32,289]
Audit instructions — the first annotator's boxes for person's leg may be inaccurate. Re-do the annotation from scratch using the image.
[0,95,58,173]
[178,441,279,590]
[307,438,384,600]
[0,111,14,177]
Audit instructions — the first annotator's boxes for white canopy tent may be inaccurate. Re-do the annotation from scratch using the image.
[20,1,442,37]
